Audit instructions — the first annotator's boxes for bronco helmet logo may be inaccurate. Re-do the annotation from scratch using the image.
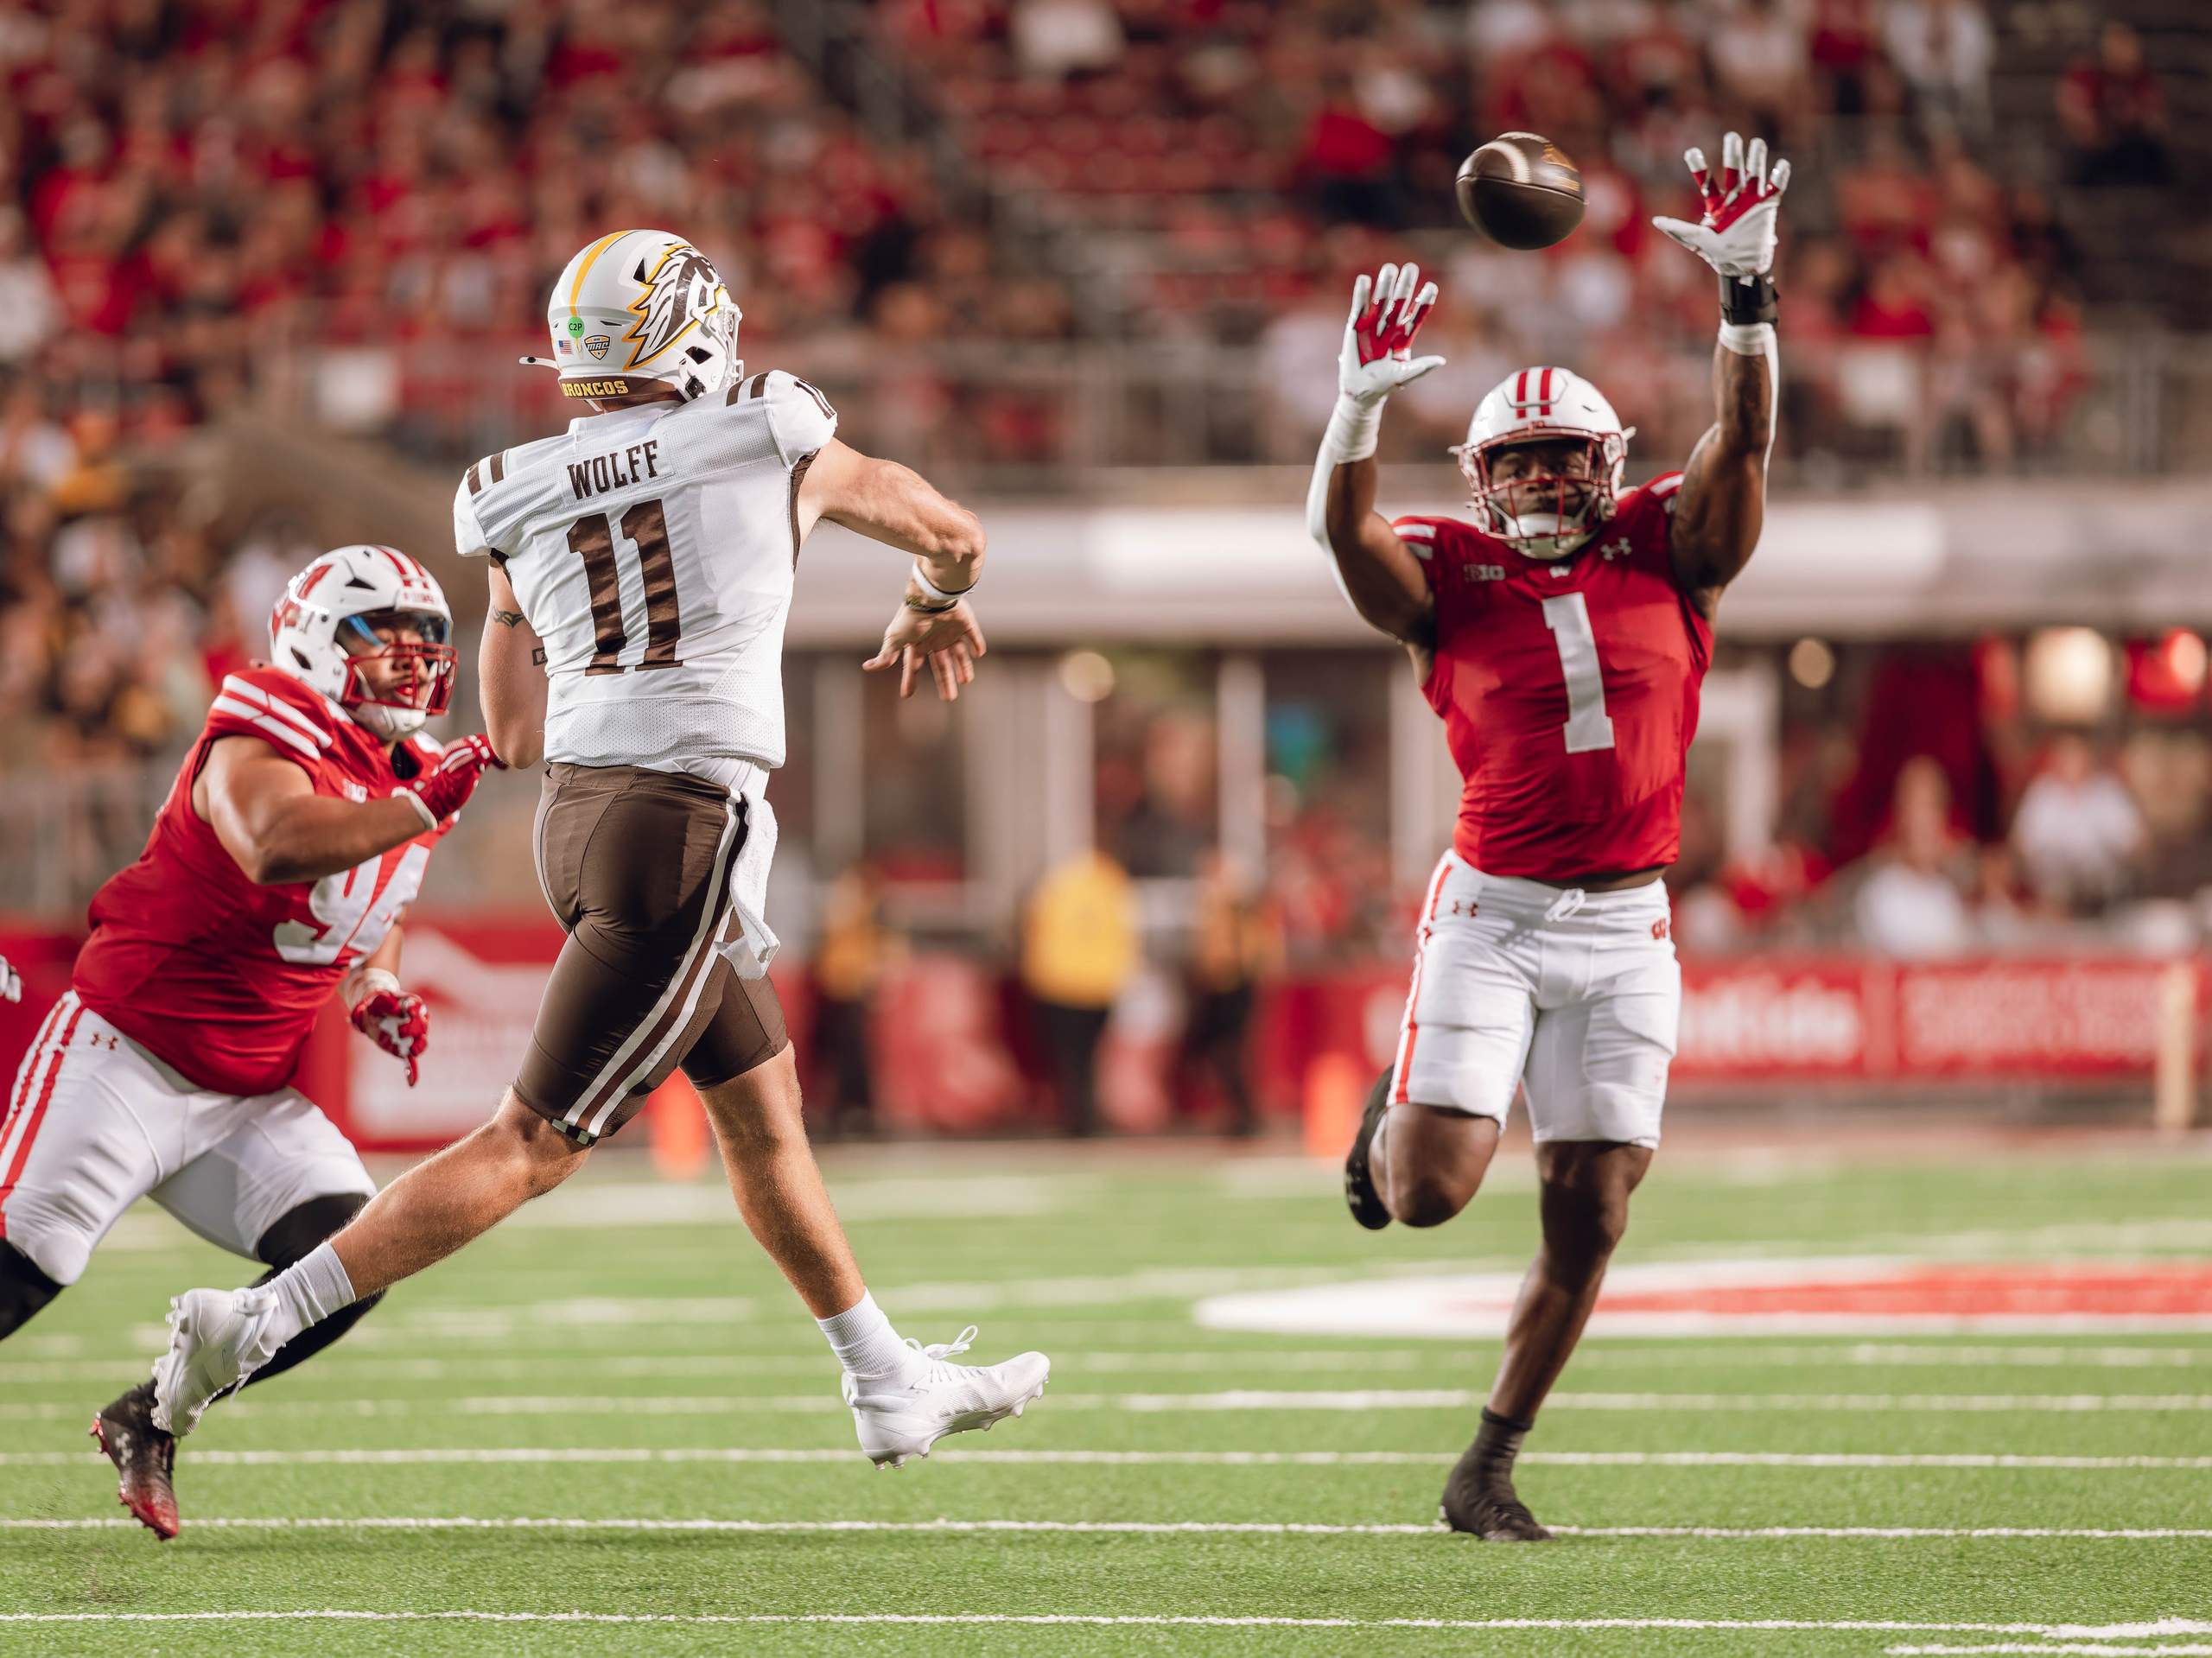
[622,245,723,371]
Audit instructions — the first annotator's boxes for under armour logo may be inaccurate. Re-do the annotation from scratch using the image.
[1600,537,1632,562]
[1449,899,1478,916]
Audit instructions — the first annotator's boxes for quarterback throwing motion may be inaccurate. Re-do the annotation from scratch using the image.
[2,546,499,1537]
[1310,134,1788,1539]
[145,229,1046,1474]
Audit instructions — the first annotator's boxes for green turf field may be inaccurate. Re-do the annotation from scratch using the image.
[4,1134,2209,1655]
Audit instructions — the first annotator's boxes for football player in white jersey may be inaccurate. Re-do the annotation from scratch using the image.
[147,230,1047,1471]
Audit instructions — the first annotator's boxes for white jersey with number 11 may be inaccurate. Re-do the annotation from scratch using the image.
[452,369,838,772]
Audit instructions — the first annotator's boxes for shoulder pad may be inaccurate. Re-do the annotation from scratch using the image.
[1389,517,1445,561]
[209,670,335,761]
[729,368,838,467]
[453,451,511,557]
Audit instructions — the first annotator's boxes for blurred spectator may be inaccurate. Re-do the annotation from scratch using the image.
[1882,0,1994,133]
[2056,23,2171,186]
[2009,734,2146,913]
[1709,0,1811,137]
[1176,852,1282,1136]
[1853,756,1974,958]
[1011,0,1126,80]
[810,864,902,1139]
[1020,847,1139,1136]
[0,210,60,363]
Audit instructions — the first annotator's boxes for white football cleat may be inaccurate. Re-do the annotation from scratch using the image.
[842,1325,1051,1470]
[149,1287,284,1436]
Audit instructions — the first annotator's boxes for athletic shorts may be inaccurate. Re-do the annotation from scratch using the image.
[516,762,789,1145]
[1389,852,1680,1149]
[0,992,376,1286]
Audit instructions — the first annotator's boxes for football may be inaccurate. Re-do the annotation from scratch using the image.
[1456,132,1586,250]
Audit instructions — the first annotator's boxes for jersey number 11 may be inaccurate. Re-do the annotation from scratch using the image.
[567,499,683,675]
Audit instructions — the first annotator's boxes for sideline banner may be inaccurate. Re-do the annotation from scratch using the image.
[1,922,2197,1151]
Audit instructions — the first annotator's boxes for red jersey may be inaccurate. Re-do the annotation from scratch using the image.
[1395,474,1713,880]
[73,668,448,1097]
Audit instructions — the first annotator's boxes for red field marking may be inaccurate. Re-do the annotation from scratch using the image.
[1597,1264,2212,1320]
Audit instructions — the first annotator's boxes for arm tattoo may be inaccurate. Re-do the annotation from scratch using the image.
[531,645,547,665]
[490,608,524,629]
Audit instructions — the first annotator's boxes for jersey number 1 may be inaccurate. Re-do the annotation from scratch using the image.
[1541,594,1617,754]
[568,499,682,675]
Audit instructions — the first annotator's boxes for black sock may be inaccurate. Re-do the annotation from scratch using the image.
[1468,1406,1535,1490]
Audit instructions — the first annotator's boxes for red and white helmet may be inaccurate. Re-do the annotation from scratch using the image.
[526,229,741,404]
[1452,365,1633,560]
[268,546,455,741]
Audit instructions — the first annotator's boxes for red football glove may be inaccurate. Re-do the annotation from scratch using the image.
[1650,130,1791,283]
[347,969,428,1087]
[403,733,505,829]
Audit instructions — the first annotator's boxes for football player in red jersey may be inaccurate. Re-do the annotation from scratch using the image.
[0,544,505,1540]
[1308,134,1789,1540]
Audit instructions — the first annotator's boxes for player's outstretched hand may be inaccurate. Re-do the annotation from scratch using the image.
[865,598,986,702]
[1339,263,1445,406]
[0,954,19,1004]
[402,733,506,829]
[347,969,429,1087]
[1651,131,1790,283]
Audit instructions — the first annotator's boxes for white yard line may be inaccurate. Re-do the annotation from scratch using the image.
[17,1343,2210,1386]
[5,1445,2212,1471]
[0,1614,2204,1636]
[0,1349,1440,1386]
[17,1388,2212,1422]
[9,1516,2212,1540]
[1890,1648,2212,1657]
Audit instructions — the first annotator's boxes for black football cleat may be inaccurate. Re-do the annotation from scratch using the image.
[1343,1068,1395,1231]
[1439,1442,1554,1542]
[92,1381,180,1540]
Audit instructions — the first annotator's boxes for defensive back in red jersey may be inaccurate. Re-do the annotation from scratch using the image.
[72,668,449,1097]
[1394,475,1713,880]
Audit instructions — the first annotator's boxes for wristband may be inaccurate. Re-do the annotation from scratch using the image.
[399,789,439,834]
[1320,393,1385,466]
[911,562,975,606]
[1718,271,1778,328]
[346,966,403,1010]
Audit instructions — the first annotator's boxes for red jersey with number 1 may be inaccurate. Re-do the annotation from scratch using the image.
[1393,474,1712,880]
[71,667,449,1097]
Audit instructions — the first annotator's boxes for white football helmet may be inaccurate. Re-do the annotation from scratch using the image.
[1452,366,1633,560]
[268,546,455,741]
[525,229,741,403]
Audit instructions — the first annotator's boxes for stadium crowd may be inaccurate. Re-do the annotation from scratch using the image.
[0,0,2201,975]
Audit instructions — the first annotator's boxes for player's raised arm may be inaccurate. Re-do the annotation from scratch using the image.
[480,562,548,770]
[799,437,987,702]
[1652,132,1790,615]
[1306,264,1446,648]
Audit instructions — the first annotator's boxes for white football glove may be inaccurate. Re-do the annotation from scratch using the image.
[1650,132,1792,283]
[1338,262,1445,406]
[0,954,18,1004]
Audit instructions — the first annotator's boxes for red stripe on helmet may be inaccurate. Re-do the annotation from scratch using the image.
[1539,367,1555,417]
[1513,369,1529,409]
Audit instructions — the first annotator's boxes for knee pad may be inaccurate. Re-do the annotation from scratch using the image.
[0,1240,64,1340]
[252,1191,371,1272]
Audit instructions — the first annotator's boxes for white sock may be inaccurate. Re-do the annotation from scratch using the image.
[262,1242,358,1350]
[817,1291,913,1379]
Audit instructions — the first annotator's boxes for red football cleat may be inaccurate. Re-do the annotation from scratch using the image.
[92,1382,180,1540]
